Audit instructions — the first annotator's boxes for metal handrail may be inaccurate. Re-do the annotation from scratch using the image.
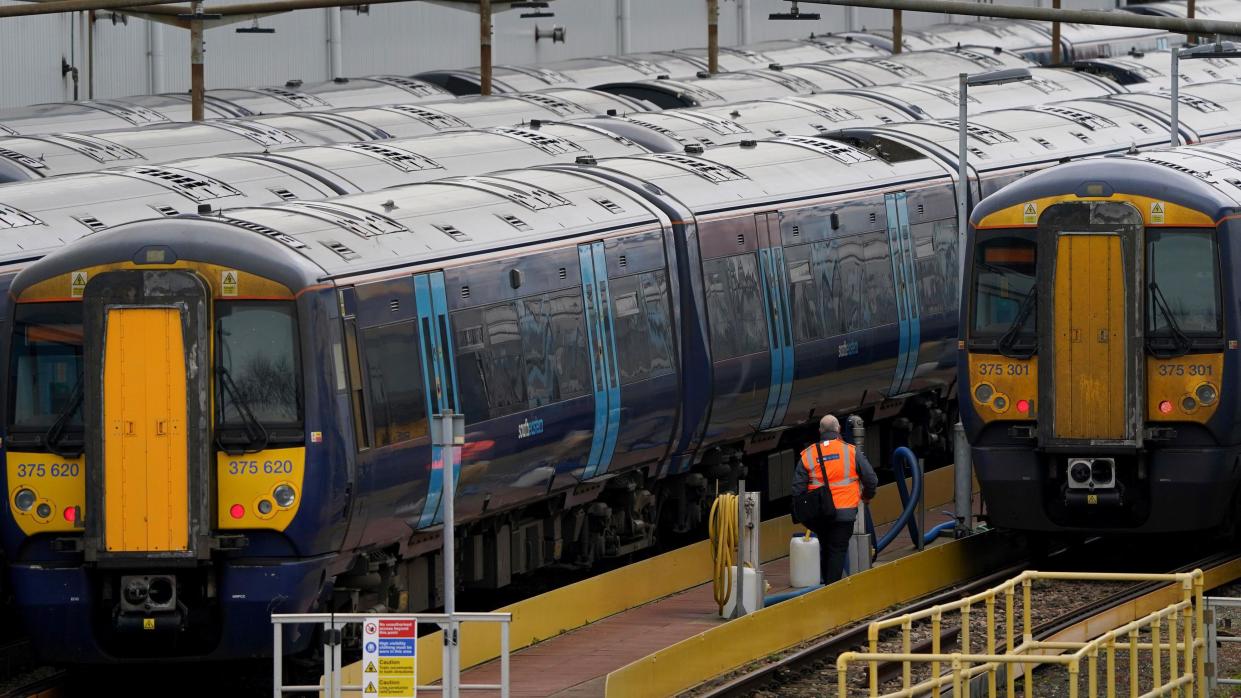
[271,611,512,698]
[842,569,1206,698]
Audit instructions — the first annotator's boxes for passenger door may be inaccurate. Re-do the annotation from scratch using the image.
[755,212,794,430]
[412,271,461,527]
[884,192,921,397]
[577,241,621,479]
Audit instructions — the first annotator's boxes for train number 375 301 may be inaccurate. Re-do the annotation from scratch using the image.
[1157,364,1212,376]
[978,362,1030,377]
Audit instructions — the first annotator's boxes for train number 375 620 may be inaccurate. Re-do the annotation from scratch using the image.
[228,460,295,476]
[16,463,79,478]
[1157,364,1212,376]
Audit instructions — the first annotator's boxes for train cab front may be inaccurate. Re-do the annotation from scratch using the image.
[962,185,1236,534]
[0,219,335,661]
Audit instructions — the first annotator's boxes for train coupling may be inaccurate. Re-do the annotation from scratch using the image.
[114,574,182,633]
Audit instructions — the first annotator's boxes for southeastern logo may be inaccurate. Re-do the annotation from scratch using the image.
[838,341,859,358]
[517,417,544,439]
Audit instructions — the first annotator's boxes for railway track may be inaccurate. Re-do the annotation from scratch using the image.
[697,543,1241,698]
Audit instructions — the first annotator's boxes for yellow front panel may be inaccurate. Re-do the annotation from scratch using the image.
[216,446,306,531]
[6,453,84,535]
[967,355,1037,423]
[1147,353,1224,423]
[103,308,189,552]
[1053,234,1126,439]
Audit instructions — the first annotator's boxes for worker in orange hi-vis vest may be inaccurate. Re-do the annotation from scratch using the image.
[792,415,878,584]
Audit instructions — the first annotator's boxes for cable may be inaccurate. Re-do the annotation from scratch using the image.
[708,492,739,615]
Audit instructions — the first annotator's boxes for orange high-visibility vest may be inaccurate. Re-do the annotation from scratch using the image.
[799,439,861,509]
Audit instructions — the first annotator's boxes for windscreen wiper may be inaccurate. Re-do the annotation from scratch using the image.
[1148,281,1193,359]
[216,366,269,455]
[997,286,1038,359]
[44,376,84,458]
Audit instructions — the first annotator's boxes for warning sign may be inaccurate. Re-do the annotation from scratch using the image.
[1150,201,1166,225]
[1021,202,1038,225]
[363,617,417,698]
[221,270,239,297]
[70,271,88,298]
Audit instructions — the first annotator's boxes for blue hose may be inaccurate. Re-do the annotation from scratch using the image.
[764,584,822,606]
[923,519,956,544]
[870,446,923,555]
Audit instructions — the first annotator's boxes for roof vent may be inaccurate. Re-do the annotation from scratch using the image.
[279,201,407,238]
[593,197,623,213]
[435,223,472,242]
[270,187,297,201]
[491,126,583,155]
[334,142,443,172]
[452,175,572,211]
[381,105,468,130]
[151,205,179,217]
[511,93,587,116]
[74,215,106,231]
[322,240,361,260]
[498,214,532,231]
[107,166,243,202]
[42,133,143,163]
[0,147,46,171]
[372,76,445,97]
[650,153,749,183]
[220,217,308,249]
[0,203,42,229]
[254,87,329,109]
[684,143,705,155]
[775,135,876,164]
[211,120,302,147]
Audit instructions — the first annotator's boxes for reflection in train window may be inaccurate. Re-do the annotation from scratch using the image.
[454,291,591,422]
[611,271,676,384]
[704,254,768,360]
[359,321,427,446]
[1147,230,1220,336]
[864,233,896,327]
[971,235,1037,337]
[9,302,83,432]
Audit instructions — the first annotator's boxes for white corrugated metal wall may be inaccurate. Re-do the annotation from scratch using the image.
[0,0,1120,109]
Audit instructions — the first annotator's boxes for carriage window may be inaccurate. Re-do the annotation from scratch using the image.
[863,232,897,327]
[9,302,83,432]
[357,322,427,446]
[786,253,824,343]
[971,235,1037,337]
[611,271,676,384]
[704,254,768,360]
[216,302,303,430]
[1147,230,1220,336]
[521,291,591,406]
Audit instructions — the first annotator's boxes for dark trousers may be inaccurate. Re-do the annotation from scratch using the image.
[811,519,856,584]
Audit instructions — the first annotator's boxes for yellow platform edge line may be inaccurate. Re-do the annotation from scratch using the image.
[337,465,964,687]
[603,530,1019,698]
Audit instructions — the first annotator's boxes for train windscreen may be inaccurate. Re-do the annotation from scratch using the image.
[8,302,84,436]
[970,234,1037,350]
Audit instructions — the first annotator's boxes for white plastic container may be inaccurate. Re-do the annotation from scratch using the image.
[790,534,821,588]
[720,567,762,618]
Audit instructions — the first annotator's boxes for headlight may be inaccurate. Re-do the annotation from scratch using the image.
[992,394,1009,412]
[974,383,994,403]
[1182,395,1198,412]
[13,488,35,512]
[1196,383,1218,406]
[35,503,52,519]
[256,499,274,516]
[273,484,297,508]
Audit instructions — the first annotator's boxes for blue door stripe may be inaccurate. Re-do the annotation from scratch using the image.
[757,247,781,430]
[772,245,795,426]
[427,272,460,526]
[885,195,908,397]
[413,274,443,529]
[896,194,921,394]
[578,245,607,480]
[592,242,622,477]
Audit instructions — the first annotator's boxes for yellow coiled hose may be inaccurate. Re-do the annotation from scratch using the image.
[708,492,739,614]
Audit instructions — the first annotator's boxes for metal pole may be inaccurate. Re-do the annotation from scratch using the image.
[272,623,282,698]
[846,415,872,575]
[479,0,492,96]
[957,72,969,285]
[1188,0,1197,43]
[731,478,746,619]
[327,7,343,78]
[782,0,1241,38]
[707,0,719,73]
[892,9,902,54]
[953,421,973,538]
[1051,0,1061,65]
[190,0,204,121]
[916,457,926,551]
[0,0,175,18]
[439,411,460,698]
[1171,48,1180,147]
[737,0,751,45]
[500,621,510,698]
[615,0,630,53]
[147,19,165,93]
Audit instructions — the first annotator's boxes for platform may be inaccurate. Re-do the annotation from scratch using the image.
[335,464,978,697]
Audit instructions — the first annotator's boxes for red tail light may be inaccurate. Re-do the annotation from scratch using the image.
[1016,399,1030,414]
[1159,400,1174,414]
[229,504,245,519]
[63,506,76,523]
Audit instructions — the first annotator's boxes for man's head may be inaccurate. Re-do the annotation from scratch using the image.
[819,414,841,438]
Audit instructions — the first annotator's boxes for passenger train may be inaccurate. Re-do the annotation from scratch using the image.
[960,139,1241,533]
[11,76,1241,660]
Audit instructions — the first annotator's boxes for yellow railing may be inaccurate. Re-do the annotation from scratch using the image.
[838,569,1206,698]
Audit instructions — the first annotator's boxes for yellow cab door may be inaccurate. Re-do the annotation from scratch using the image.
[103,307,189,552]
[1051,233,1127,440]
